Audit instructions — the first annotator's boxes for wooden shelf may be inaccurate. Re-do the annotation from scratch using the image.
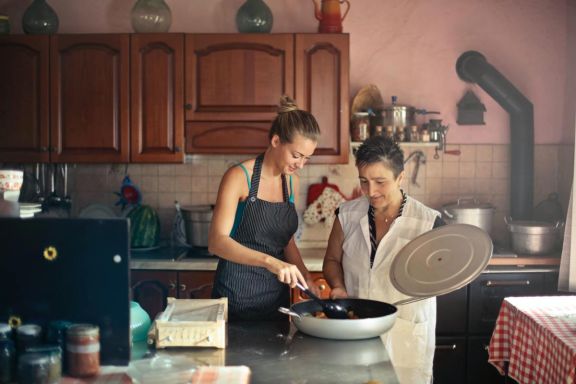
[350,141,439,148]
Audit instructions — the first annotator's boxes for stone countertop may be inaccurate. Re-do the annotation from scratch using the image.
[129,320,400,384]
[130,246,560,272]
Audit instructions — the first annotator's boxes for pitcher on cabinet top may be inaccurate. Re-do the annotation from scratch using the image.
[312,0,350,33]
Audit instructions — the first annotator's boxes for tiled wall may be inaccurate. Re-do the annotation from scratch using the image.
[68,144,574,247]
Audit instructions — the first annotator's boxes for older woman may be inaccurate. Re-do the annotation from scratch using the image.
[323,136,444,384]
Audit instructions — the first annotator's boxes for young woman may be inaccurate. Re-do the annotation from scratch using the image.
[209,96,320,321]
[323,136,444,384]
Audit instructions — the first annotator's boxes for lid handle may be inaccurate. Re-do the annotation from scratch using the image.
[457,197,479,206]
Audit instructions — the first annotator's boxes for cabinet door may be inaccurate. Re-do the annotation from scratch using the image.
[433,337,467,384]
[131,270,178,319]
[295,34,349,164]
[291,272,332,303]
[0,36,50,162]
[436,286,468,334]
[131,34,184,163]
[184,34,293,154]
[178,271,215,299]
[468,272,545,334]
[467,336,505,384]
[50,34,130,163]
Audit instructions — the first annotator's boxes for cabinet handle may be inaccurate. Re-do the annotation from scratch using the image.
[485,280,531,287]
[40,147,48,152]
[184,103,192,110]
[318,284,326,291]
[435,344,457,350]
[174,146,181,153]
[169,282,176,290]
[179,283,187,292]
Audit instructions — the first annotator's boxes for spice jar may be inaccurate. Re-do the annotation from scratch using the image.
[18,349,61,384]
[66,324,100,377]
[351,112,370,142]
[384,126,394,140]
[410,125,420,142]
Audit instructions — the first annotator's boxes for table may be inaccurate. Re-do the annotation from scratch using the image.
[489,296,576,384]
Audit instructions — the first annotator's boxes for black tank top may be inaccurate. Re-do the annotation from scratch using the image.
[212,154,299,320]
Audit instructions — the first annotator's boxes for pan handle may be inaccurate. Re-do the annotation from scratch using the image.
[278,307,302,319]
[393,296,429,306]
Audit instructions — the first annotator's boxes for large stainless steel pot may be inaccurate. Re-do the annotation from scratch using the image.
[281,298,398,340]
[181,205,213,247]
[441,198,495,235]
[505,217,562,255]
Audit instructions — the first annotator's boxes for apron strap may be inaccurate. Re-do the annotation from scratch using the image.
[248,154,264,200]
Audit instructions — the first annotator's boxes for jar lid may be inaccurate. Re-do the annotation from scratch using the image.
[67,324,99,337]
[442,198,495,211]
[17,324,42,336]
[353,112,369,116]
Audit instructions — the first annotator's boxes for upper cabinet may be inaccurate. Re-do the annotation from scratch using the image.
[184,34,350,164]
[0,36,50,163]
[130,34,184,163]
[51,34,131,163]
[0,33,349,164]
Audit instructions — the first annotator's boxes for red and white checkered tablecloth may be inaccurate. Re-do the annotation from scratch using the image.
[488,296,576,384]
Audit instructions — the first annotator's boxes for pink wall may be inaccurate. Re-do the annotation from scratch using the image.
[1,0,572,144]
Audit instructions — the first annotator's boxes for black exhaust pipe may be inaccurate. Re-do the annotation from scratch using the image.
[456,51,533,220]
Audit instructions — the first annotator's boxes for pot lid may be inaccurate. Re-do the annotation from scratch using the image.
[390,224,493,298]
[442,198,494,211]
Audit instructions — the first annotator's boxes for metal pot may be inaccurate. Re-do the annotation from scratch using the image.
[181,205,213,247]
[379,105,440,128]
[441,198,495,235]
[505,217,562,255]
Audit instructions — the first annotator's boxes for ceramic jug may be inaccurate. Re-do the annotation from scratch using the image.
[311,0,350,33]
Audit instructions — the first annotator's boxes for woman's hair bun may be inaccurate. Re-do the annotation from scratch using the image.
[278,95,299,114]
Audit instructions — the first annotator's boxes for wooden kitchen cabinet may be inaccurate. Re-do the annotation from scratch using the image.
[130,34,184,163]
[131,270,215,319]
[131,270,178,319]
[184,33,350,164]
[50,34,130,163]
[0,36,50,163]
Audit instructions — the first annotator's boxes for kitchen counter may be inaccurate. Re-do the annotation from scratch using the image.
[130,247,561,272]
[122,321,400,384]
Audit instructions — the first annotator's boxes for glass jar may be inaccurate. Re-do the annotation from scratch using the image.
[66,324,99,377]
[350,112,370,142]
[384,126,395,140]
[16,324,42,354]
[0,339,15,384]
[46,320,71,371]
[0,324,11,341]
[131,0,172,33]
[0,15,10,35]
[410,125,420,142]
[22,346,61,383]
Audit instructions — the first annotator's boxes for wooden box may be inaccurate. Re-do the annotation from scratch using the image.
[150,297,227,349]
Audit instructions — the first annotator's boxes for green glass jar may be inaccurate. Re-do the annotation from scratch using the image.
[22,0,59,35]
[236,0,273,33]
[0,15,10,35]
[130,301,151,343]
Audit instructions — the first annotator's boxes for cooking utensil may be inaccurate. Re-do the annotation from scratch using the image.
[505,217,562,255]
[282,224,492,340]
[441,198,495,235]
[181,205,213,247]
[295,282,349,319]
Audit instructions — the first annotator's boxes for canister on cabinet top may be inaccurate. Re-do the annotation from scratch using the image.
[0,15,9,35]
[351,112,370,142]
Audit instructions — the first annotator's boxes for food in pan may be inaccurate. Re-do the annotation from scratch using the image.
[308,310,359,319]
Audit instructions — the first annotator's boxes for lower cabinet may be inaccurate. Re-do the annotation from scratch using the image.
[434,270,559,384]
[131,270,215,319]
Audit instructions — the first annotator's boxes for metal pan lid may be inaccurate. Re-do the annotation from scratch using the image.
[390,224,493,298]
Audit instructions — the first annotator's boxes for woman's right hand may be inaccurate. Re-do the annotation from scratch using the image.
[267,258,307,289]
[329,287,349,300]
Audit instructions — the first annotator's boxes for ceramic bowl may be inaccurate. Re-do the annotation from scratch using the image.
[0,170,24,191]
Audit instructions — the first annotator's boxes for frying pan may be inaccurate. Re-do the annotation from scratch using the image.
[280,224,493,340]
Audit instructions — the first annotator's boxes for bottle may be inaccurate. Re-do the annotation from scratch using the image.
[351,112,370,142]
[131,0,172,33]
[384,126,394,140]
[130,301,151,343]
[421,128,430,142]
[410,125,420,142]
